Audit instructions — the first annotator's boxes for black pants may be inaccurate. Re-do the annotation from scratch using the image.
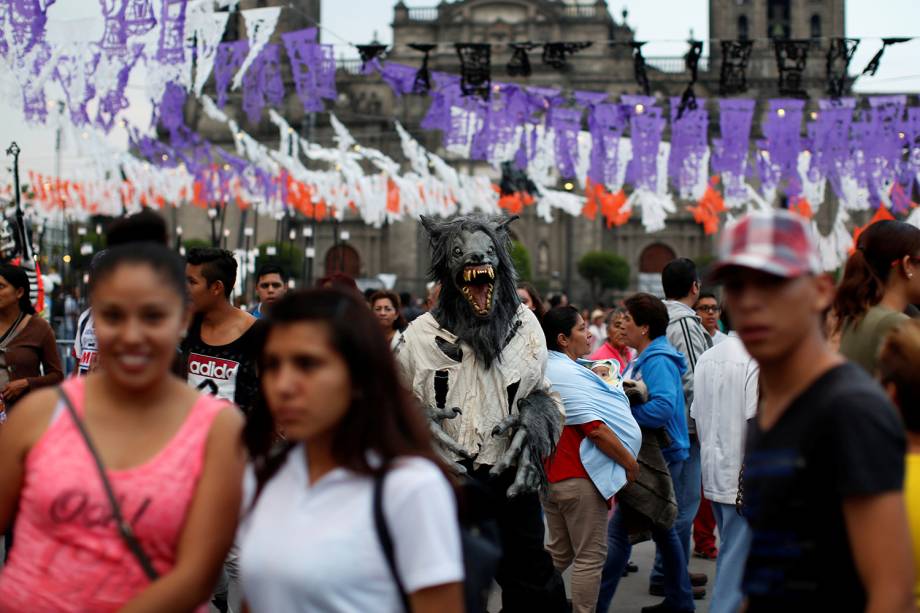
[464,464,569,613]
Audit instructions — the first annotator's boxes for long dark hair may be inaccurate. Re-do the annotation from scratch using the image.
[244,289,441,499]
[0,264,35,315]
[833,220,920,331]
[517,282,546,320]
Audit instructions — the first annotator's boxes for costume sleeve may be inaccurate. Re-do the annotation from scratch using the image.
[384,459,464,593]
[632,358,681,429]
[831,392,905,497]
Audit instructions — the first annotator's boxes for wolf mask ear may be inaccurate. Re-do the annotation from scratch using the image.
[419,215,443,238]
[494,215,520,235]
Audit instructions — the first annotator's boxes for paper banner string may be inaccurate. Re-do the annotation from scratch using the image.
[825,38,859,99]
[677,40,704,119]
[214,40,248,108]
[124,0,156,35]
[283,28,336,113]
[719,39,753,96]
[687,177,726,234]
[455,43,491,99]
[241,43,283,124]
[356,43,388,71]
[95,45,143,132]
[774,39,810,98]
[409,43,436,95]
[231,6,280,90]
[191,10,230,96]
[861,37,911,77]
[549,106,582,179]
[100,0,129,53]
[670,96,709,200]
[507,42,536,77]
[55,45,98,126]
[541,42,592,71]
[156,0,187,65]
[629,42,650,96]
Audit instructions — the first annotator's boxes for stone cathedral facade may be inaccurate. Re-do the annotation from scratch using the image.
[182,0,849,302]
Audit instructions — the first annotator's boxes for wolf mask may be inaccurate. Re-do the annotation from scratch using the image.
[420,214,520,369]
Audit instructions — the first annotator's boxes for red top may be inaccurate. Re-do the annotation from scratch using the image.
[0,377,226,612]
[546,421,604,483]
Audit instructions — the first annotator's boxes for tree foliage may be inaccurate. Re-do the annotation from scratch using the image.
[510,240,532,282]
[577,251,630,300]
[254,241,302,280]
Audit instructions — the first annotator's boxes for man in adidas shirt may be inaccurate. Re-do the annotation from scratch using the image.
[182,248,264,415]
[182,247,264,613]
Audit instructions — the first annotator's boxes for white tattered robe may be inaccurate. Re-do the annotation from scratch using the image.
[396,304,564,468]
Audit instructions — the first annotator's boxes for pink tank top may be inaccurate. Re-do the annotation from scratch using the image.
[0,378,228,612]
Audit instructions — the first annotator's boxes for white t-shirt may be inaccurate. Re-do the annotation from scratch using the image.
[238,446,464,612]
[690,333,759,504]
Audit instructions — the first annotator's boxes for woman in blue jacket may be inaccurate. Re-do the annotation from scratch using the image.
[596,293,695,613]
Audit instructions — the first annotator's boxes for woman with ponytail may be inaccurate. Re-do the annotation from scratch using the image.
[833,220,920,373]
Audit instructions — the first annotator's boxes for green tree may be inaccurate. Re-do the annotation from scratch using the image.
[577,251,630,301]
[254,241,303,280]
[181,238,212,252]
[510,241,532,282]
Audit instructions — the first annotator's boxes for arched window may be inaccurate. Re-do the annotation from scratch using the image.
[737,15,749,41]
[810,14,821,40]
[637,243,676,298]
[324,244,361,278]
[639,243,677,274]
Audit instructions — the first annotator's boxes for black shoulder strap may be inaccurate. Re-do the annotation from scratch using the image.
[372,471,411,612]
[57,387,160,581]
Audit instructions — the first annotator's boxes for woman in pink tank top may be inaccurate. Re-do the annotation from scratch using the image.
[0,242,245,612]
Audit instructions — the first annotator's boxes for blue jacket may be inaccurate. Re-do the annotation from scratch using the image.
[628,336,690,463]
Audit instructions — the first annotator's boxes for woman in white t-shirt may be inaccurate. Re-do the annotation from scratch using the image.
[238,289,464,613]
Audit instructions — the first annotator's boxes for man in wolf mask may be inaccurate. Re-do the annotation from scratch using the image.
[395,214,569,612]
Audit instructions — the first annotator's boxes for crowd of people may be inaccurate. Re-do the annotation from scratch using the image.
[0,207,917,613]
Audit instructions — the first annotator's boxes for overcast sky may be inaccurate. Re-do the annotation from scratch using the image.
[2,0,919,178]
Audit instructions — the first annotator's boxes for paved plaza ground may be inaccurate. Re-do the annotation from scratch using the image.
[487,538,716,613]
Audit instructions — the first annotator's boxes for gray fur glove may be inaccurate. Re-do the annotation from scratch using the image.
[427,405,472,475]
[489,390,562,497]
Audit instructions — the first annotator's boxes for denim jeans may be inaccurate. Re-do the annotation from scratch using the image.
[651,438,702,585]
[595,508,694,612]
[710,502,752,613]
